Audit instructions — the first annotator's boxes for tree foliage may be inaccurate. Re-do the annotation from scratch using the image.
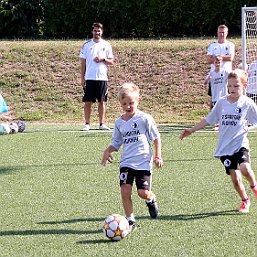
[0,0,257,38]
[0,0,42,37]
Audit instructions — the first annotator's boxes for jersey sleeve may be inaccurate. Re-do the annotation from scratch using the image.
[205,100,220,125]
[228,42,235,55]
[145,114,160,141]
[111,120,123,151]
[207,42,215,55]
[106,42,114,59]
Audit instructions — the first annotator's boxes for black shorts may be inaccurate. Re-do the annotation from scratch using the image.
[82,80,108,103]
[220,147,250,175]
[119,167,152,190]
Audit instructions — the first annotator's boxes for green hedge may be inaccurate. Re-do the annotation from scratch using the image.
[0,0,256,38]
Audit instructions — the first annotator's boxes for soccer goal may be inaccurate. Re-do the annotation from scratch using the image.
[242,6,257,69]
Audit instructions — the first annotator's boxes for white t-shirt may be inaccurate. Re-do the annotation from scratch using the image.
[209,69,229,102]
[111,110,160,171]
[207,41,235,72]
[79,39,113,81]
[246,60,257,94]
[205,95,257,157]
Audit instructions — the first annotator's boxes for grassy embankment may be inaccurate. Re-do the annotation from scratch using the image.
[0,39,242,124]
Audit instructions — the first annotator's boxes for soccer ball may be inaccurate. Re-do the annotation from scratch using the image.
[0,123,11,135]
[9,122,19,134]
[102,214,130,241]
[17,120,26,132]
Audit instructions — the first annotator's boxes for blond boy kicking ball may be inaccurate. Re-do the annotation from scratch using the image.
[101,82,163,231]
[180,69,257,213]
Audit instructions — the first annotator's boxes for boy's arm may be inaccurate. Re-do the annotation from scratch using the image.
[180,119,208,140]
[101,145,117,166]
[153,137,163,168]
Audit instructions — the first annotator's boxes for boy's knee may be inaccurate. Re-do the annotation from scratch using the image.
[240,162,252,174]
[137,189,151,200]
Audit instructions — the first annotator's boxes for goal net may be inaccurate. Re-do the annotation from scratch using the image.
[242,6,257,101]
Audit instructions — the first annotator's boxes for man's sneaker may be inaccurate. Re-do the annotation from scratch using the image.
[239,199,250,213]
[99,124,111,130]
[146,199,158,219]
[81,124,90,131]
[128,220,136,232]
[251,185,257,198]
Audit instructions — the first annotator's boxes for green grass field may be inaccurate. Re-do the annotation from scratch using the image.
[1,124,257,257]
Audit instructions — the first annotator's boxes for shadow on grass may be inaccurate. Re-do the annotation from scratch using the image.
[0,161,100,176]
[0,210,240,245]
[77,239,114,244]
[38,209,239,227]
[0,229,102,236]
[148,209,240,220]
[0,166,22,175]
[37,217,104,225]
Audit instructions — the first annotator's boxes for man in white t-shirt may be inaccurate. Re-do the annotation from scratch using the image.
[207,24,235,72]
[80,23,114,131]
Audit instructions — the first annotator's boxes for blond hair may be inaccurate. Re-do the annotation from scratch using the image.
[118,83,140,100]
[228,69,247,88]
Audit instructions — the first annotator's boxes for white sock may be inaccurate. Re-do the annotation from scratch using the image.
[127,214,135,222]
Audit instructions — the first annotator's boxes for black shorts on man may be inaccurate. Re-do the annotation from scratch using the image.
[83,80,108,102]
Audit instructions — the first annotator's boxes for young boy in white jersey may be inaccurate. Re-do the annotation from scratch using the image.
[205,56,229,109]
[180,69,257,213]
[101,82,163,230]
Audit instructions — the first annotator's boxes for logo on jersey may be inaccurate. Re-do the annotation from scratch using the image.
[131,122,138,129]
[224,159,231,167]
[235,107,242,114]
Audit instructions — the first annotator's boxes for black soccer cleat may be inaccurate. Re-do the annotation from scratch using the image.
[146,199,158,219]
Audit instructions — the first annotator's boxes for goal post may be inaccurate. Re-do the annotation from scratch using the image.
[242,6,257,68]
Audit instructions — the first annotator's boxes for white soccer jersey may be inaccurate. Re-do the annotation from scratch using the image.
[79,39,113,81]
[207,41,235,72]
[111,111,160,171]
[209,69,228,102]
[246,60,257,94]
[205,95,257,157]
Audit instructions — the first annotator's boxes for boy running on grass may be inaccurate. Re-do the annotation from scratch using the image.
[180,69,257,213]
[101,82,163,231]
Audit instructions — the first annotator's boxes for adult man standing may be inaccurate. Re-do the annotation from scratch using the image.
[80,22,114,131]
[207,24,235,72]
